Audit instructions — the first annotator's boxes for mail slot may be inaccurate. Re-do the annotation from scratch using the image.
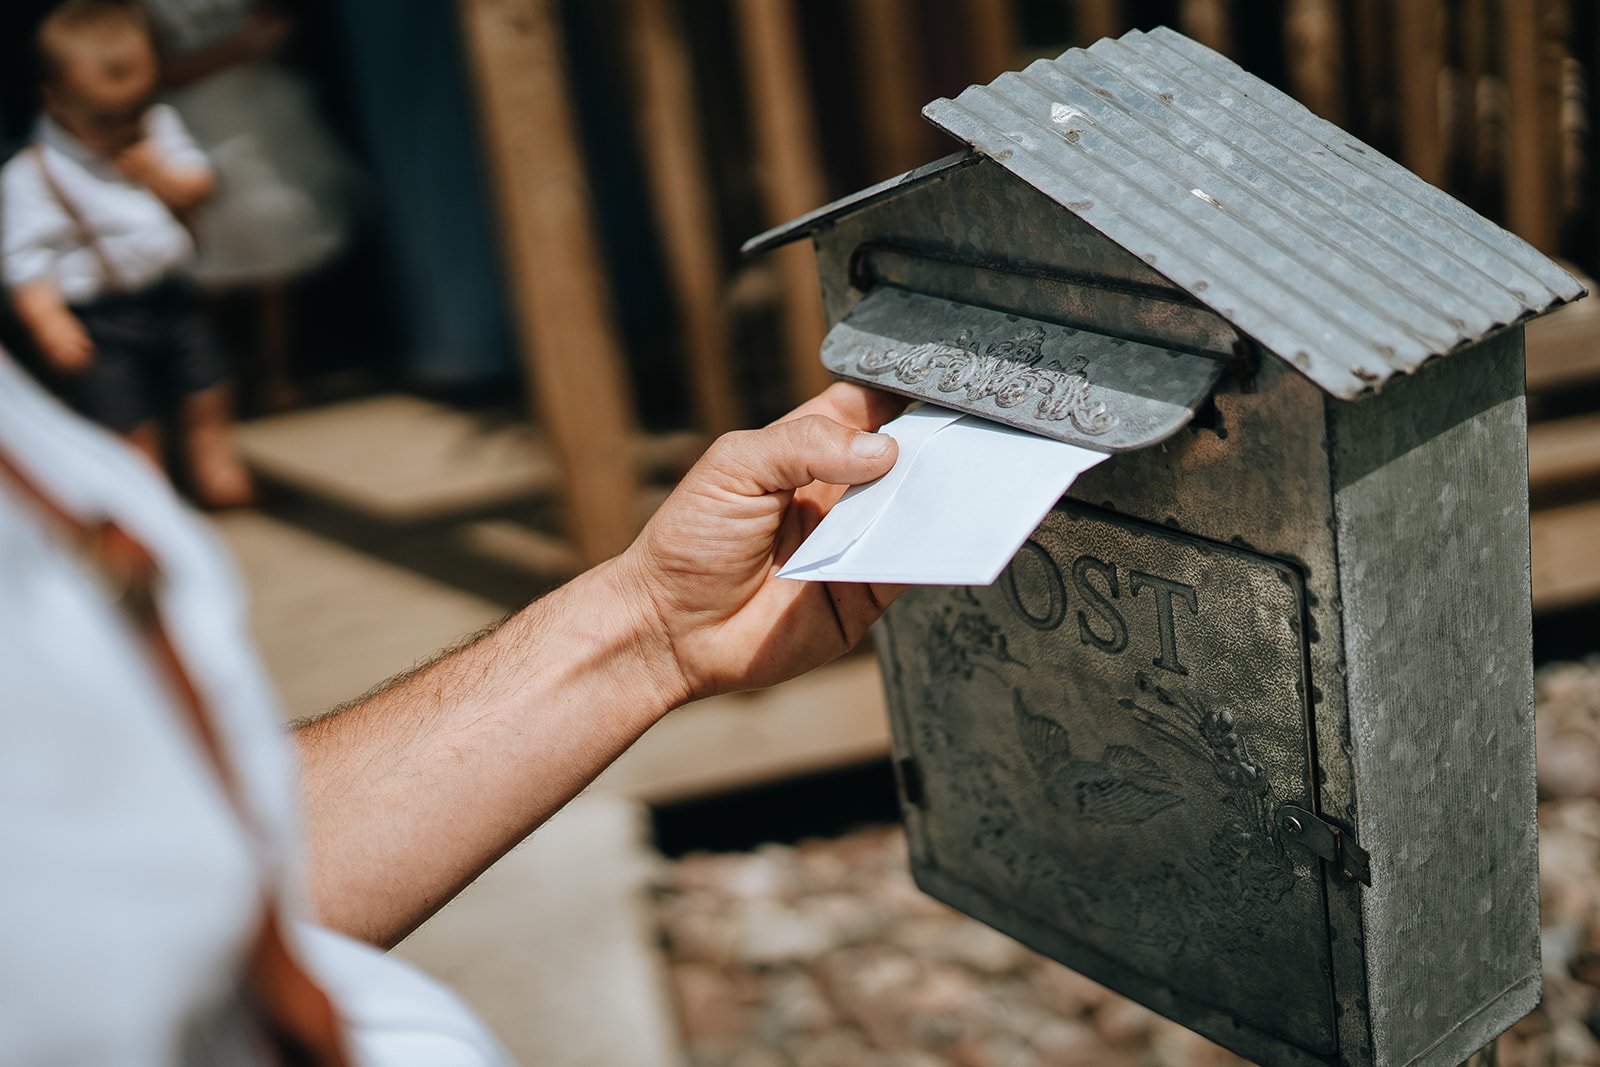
[744,27,1585,1067]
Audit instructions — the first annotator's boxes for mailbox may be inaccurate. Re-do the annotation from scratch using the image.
[744,27,1585,1067]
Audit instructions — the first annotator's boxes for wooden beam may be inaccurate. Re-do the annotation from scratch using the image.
[730,0,834,402]
[457,0,643,564]
[1499,0,1564,251]
[621,0,742,435]
[1073,0,1122,44]
[1284,0,1345,124]
[961,0,1019,83]
[1393,0,1445,184]
[853,0,930,179]
[1178,0,1234,57]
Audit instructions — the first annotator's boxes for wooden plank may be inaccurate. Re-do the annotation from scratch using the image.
[1452,0,1493,196]
[1284,0,1344,124]
[1528,412,1600,495]
[1178,0,1233,57]
[1526,288,1600,391]
[730,0,835,402]
[960,0,1019,82]
[1498,0,1564,251]
[456,0,643,564]
[1348,0,1391,143]
[1393,0,1444,182]
[1073,0,1122,43]
[1531,498,1600,612]
[591,655,889,803]
[621,0,742,436]
[853,0,931,179]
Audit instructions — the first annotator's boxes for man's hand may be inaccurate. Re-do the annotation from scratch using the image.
[296,382,910,945]
[615,382,908,702]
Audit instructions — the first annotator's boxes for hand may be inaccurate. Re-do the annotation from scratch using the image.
[38,314,94,375]
[614,383,909,702]
[114,139,162,185]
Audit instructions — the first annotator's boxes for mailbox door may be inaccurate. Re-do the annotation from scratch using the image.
[879,501,1337,1055]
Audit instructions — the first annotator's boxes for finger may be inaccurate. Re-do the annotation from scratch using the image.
[704,414,897,496]
[777,381,908,433]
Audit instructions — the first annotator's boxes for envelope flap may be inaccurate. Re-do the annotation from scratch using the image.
[823,287,1224,452]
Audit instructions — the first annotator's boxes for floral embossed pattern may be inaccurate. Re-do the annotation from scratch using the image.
[854,326,1118,436]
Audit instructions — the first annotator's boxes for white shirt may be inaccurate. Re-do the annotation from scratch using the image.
[0,106,205,304]
[0,350,514,1067]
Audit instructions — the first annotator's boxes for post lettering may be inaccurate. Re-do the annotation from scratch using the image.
[1129,571,1198,675]
[1006,540,1067,630]
[1071,555,1127,654]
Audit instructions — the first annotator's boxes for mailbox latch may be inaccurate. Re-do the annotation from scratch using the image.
[1277,804,1371,886]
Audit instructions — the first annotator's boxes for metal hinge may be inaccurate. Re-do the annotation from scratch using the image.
[1277,804,1371,886]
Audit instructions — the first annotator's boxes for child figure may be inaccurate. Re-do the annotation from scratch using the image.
[2,0,254,507]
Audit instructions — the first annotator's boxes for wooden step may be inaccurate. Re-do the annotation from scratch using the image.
[1527,283,1600,393]
[238,394,706,523]
[1529,411,1600,496]
[1531,498,1600,613]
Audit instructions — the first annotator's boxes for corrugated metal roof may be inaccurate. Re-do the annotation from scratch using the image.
[747,27,1585,398]
[921,27,1584,397]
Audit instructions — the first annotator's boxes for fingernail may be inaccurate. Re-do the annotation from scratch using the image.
[851,432,891,457]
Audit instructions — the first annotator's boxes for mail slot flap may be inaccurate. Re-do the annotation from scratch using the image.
[822,287,1224,452]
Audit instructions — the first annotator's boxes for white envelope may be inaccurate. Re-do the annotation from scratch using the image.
[778,405,1109,585]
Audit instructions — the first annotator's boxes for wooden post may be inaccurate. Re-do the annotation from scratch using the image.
[1393,0,1444,184]
[457,0,643,564]
[1499,0,1564,251]
[1074,0,1122,44]
[1284,0,1344,124]
[730,0,834,402]
[621,0,742,435]
[853,0,931,179]
[1178,0,1234,56]
[1348,0,1392,145]
[961,0,1019,83]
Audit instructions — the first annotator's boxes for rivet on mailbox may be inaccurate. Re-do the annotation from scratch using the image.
[743,27,1586,1067]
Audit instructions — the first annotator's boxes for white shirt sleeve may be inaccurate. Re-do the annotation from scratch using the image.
[0,152,77,291]
[294,925,518,1067]
[145,103,212,174]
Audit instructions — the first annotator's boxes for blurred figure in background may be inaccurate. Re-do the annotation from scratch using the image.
[1,0,255,507]
[141,0,360,410]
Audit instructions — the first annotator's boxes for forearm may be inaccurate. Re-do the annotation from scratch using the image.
[292,558,683,949]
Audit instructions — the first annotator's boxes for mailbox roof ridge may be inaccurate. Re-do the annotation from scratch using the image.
[747,27,1585,399]
[926,26,1585,397]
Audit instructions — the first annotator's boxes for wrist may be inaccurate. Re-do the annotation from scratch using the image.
[591,553,693,713]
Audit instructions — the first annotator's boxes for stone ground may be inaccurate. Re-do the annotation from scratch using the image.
[653,657,1600,1067]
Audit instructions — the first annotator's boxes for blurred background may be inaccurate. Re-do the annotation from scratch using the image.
[3,1,1599,1064]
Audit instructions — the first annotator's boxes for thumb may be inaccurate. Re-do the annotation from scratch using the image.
[702,414,898,496]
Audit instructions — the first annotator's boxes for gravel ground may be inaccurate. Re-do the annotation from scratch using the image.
[653,657,1600,1067]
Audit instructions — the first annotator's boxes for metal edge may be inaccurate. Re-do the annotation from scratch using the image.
[739,150,976,257]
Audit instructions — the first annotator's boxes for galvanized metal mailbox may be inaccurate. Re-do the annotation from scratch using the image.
[745,27,1586,1067]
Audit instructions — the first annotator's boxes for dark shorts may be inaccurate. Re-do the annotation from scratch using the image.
[64,280,228,433]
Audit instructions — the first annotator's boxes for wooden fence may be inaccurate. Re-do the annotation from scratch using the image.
[455,0,1600,609]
